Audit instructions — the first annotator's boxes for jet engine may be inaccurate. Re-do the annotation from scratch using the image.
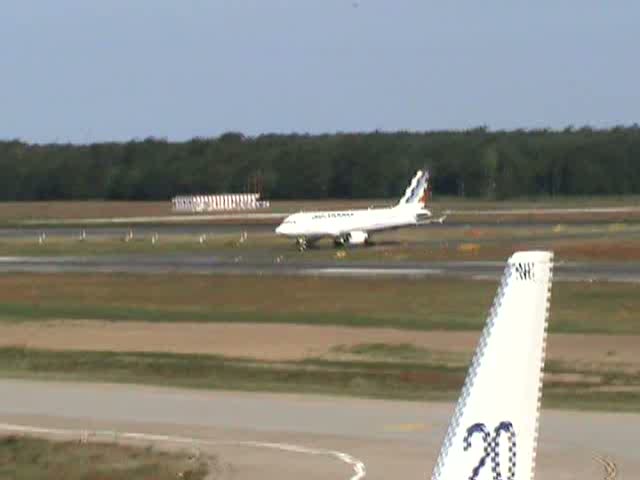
[345,231,369,245]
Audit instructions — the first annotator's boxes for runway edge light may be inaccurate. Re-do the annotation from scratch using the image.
[431,251,553,480]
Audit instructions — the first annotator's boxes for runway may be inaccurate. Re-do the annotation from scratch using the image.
[0,254,639,282]
[11,204,640,230]
[0,379,635,479]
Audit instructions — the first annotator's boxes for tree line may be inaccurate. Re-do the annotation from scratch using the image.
[1,127,639,201]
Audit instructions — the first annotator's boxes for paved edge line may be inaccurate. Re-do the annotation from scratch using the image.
[593,455,618,480]
[0,422,366,480]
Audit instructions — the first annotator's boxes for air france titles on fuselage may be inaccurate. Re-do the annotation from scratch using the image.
[311,212,355,220]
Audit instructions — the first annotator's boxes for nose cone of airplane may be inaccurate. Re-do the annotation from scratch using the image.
[276,217,295,236]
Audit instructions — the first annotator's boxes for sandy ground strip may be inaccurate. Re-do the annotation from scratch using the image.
[0,320,637,368]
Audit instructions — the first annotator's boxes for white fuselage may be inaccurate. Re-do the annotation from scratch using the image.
[275,205,429,240]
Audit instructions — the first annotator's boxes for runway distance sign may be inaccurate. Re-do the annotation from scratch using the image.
[514,262,535,281]
[464,421,517,480]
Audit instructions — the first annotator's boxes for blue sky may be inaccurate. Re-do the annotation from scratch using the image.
[1,1,638,143]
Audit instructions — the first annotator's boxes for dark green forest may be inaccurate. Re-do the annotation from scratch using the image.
[1,127,639,201]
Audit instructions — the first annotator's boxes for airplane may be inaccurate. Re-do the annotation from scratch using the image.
[431,250,554,480]
[275,169,446,251]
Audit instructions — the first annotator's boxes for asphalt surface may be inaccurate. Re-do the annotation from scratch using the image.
[12,204,640,229]
[0,379,635,479]
[0,254,639,282]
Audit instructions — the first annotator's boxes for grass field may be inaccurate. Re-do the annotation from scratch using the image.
[0,272,637,412]
[0,435,208,480]
[0,347,637,412]
[0,273,638,334]
[0,201,171,223]
[3,222,640,261]
[0,235,251,256]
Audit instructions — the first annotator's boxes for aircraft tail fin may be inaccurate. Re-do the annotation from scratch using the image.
[397,169,430,208]
[431,251,554,480]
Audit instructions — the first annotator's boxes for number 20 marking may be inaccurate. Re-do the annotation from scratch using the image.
[464,421,516,480]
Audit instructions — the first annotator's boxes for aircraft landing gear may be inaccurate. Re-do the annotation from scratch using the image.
[296,238,308,252]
